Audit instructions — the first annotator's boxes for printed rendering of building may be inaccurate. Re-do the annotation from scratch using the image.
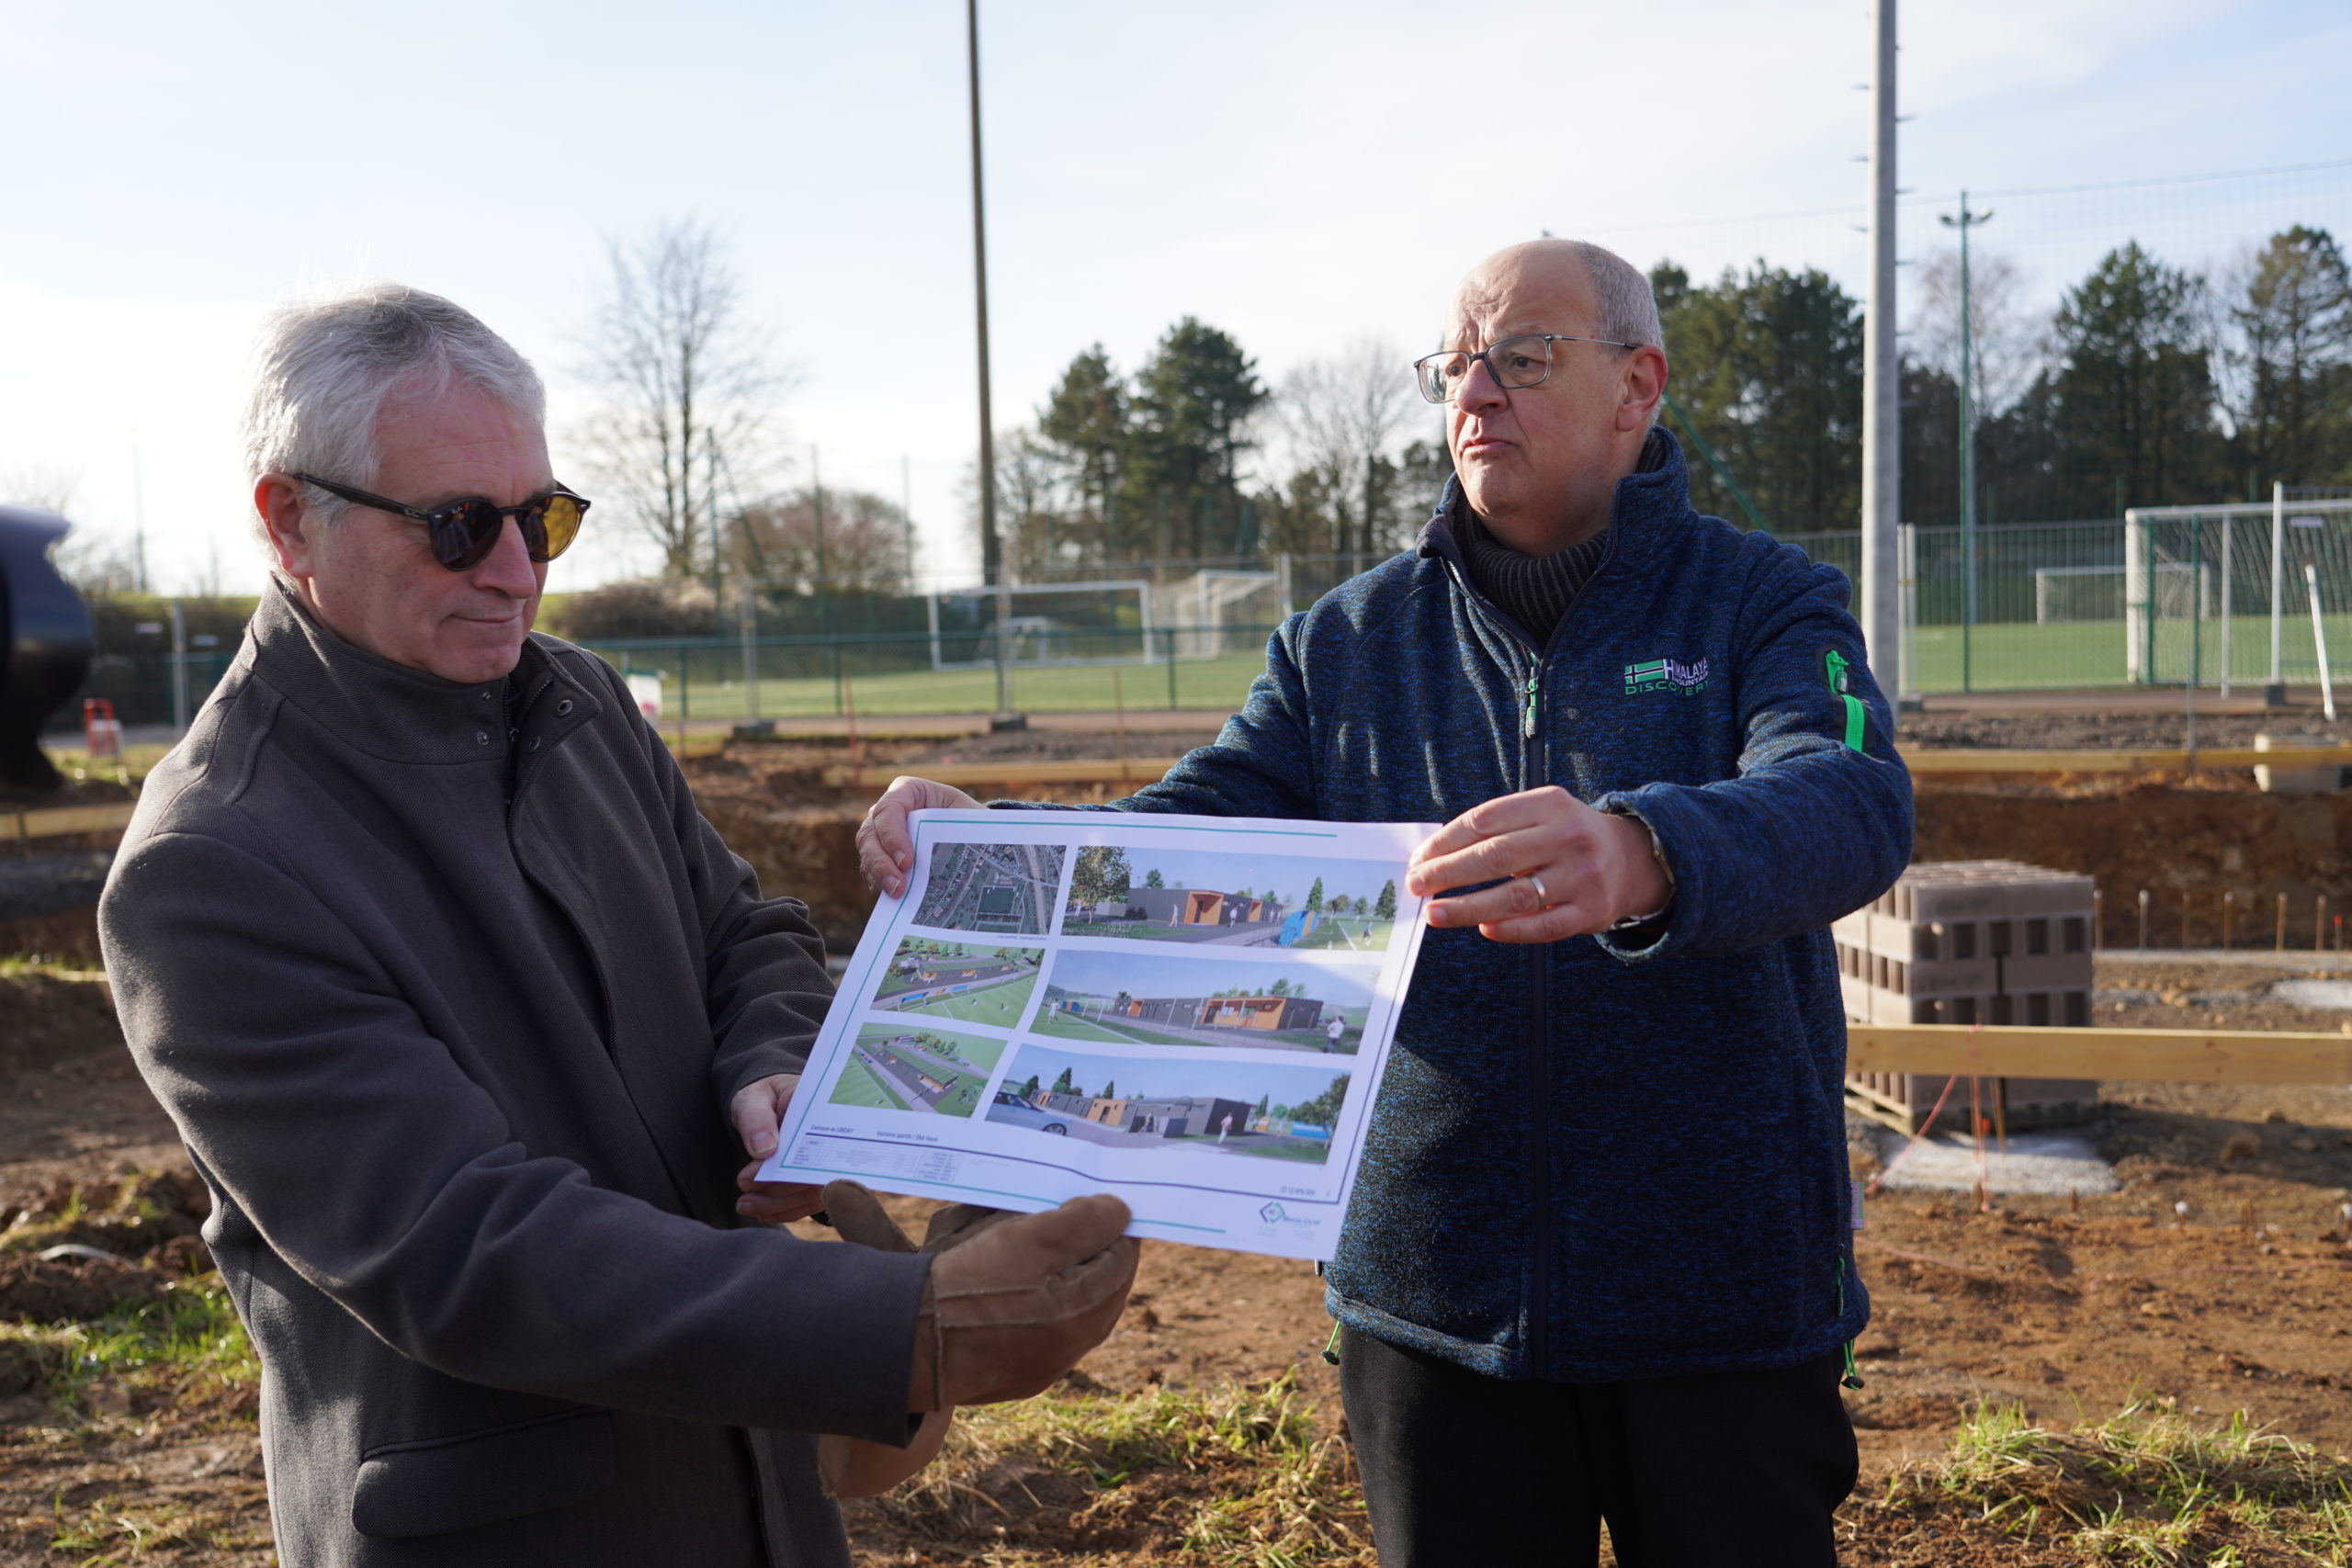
[1116,993,1325,1032]
[1109,888,1285,928]
[1034,1089,1256,1139]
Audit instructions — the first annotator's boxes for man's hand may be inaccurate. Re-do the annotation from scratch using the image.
[731,1073,824,1224]
[857,776,984,899]
[1406,786,1669,944]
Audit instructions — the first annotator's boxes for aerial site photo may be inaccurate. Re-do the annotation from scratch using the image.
[985,1043,1351,1162]
[868,935,1041,1028]
[825,1023,1007,1118]
[1061,842,1401,950]
[1033,948,1376,1053]
[910,840,1064,936]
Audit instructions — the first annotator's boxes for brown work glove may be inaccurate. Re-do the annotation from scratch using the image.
[905,1194,1138,1411]
[819,1180,918,1254]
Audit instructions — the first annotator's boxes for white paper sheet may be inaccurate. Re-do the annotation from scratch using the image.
[755,808,1434,1259]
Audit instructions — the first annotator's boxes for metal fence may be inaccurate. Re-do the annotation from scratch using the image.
[51,507,2352,738]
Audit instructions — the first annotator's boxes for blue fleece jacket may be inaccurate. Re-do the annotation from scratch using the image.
[1006,432,1912,1383]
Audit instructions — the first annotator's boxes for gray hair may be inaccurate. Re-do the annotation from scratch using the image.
[1560,239,1665,354]
[239,282,545,525]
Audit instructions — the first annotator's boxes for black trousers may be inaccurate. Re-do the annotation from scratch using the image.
[1338,1326,1858,1567]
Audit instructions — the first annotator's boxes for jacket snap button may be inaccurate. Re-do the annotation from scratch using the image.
[475,730,490,745]
[480,691,493,703]
[530,738,542,752]
[556,699,574,716]
[1561,706,1579,721]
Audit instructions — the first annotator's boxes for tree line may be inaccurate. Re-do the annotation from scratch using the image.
[1659,224,2352,534]
[550,217,2352,642]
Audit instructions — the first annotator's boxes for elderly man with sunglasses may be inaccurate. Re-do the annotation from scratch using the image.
[98,284,1138,1568]
[860,239,1912,1566]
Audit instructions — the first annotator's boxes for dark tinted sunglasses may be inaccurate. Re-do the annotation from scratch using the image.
[295,473,589,571]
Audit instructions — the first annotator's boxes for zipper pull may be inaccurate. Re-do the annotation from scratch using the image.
[1523,671,1540,739]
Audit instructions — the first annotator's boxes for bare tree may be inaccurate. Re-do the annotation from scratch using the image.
[733,487,913,596]
[1909,250,2047,418]
[1276,338,1417,557]
[576,220,793,578]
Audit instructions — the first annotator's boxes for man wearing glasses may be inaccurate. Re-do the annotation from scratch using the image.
[861,239,1912,1564]
[99,284,1137,1567]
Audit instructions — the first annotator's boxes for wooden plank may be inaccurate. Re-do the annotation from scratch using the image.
[2,802,139,841]
[1904,744,2352,774]
[1849,1023,2352,1084]
[821,758,1186,790]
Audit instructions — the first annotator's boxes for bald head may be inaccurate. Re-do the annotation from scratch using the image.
[1437,238,1670,554]
[1447,239,1663,357]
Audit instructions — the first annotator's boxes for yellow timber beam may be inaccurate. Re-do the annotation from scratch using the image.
[1849,1023,2352,1084]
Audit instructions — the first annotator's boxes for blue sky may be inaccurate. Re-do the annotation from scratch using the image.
[1002,1043,1346,1107]
[1043,949,1378,1009]
[5,0,2347,595]
[1102,846,1400,909]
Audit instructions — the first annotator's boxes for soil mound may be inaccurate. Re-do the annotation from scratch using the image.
[0,1250,167,1323]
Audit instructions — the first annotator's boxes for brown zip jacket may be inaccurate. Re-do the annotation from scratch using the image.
[98,579,927,1567]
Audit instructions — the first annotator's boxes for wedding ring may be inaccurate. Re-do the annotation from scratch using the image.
[1526,872,1550,908]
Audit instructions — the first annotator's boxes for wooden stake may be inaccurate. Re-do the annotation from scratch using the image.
[2318,894,2330,954]
[2222,890,2234,951]
[2278,892,2289,953]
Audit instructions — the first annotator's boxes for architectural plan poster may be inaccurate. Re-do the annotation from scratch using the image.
[756,810,1434,1260]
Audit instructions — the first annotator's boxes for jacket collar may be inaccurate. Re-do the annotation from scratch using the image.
[1417,424,1691,578]
[243,575,600,765]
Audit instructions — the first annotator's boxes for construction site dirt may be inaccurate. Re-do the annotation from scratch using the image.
[6,950,2352,1565]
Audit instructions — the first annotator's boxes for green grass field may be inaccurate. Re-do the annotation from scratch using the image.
[1293,918,1394,951]
[604,649,1272,720]
[899,976,1036,1027]
[829,1057,912,1111]
[1032,1011,1189,1046]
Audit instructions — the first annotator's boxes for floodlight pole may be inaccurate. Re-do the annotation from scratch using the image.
[1940,192,1992,694]
[967,0,1018,724]
[1860,0,1903,702]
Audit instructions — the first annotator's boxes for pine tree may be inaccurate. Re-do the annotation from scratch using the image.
[1145,869,1165,888]
[1374,878,1397,919]
[1307,877,1325,912]
[1020,1074,1041,1100]
[1102,1079,1116,1100]
[1051,1066,1075,1095]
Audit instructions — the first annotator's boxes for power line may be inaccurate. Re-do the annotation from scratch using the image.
[1571,156,2352,240]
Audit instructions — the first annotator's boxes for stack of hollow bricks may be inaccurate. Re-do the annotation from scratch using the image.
[1835,861,2098,1134]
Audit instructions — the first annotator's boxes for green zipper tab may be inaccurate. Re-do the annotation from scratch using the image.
[1823,649,1867,753]
[1523,671,1540,739]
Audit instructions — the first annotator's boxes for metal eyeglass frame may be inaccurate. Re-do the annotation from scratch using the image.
[1414,333,1643,404]
[294,473,590,569]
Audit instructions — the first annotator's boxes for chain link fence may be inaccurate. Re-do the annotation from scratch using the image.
[51,513,2352,737]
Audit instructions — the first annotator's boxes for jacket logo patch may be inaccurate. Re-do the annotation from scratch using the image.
[1623,657,1709,696]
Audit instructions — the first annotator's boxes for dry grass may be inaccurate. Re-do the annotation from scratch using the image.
[845,1370,1374,1567]
[1873,1398,2352,1564]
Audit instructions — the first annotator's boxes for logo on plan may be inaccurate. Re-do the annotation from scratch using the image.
[1623,657,1709,696]
[1260,1201,1288,1224]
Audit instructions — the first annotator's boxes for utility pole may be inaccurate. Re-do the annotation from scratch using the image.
[1940,192,1992,694]
[130,430,148,594]
[967,0,1017,725]
[1859,0,1903,701]
[811,445,828,638]
[901,454,916,593]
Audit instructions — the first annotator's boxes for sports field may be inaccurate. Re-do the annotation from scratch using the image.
[897,974,1036,1027]
[830,1056,911,1111]
[1033,1012,1204,1048]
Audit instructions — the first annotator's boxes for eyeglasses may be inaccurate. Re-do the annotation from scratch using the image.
[295,474,589,571]
[1413,333,1642,404]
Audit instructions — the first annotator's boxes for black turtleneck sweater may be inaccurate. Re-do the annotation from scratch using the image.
[1454,427,1673,646]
